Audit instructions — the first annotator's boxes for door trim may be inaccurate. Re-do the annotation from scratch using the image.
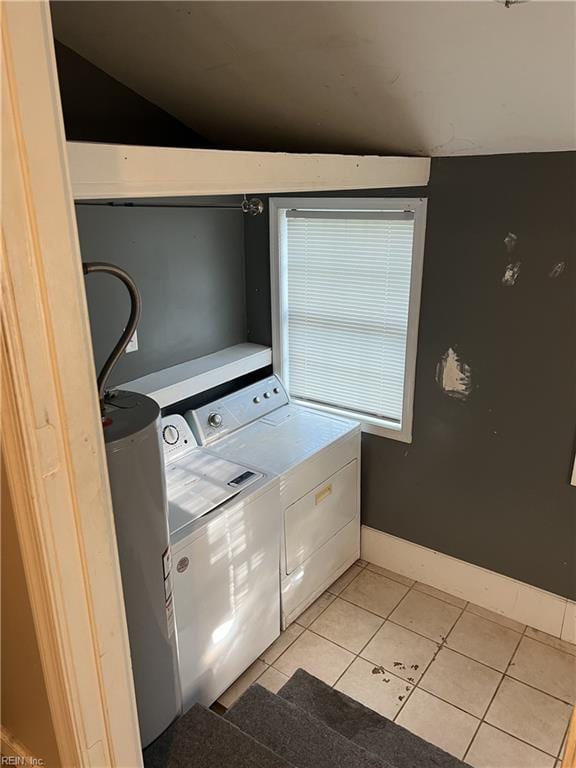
[2,3,142,765]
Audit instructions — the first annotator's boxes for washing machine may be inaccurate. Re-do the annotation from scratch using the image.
[185,375,361,628]
[160,414,281,711]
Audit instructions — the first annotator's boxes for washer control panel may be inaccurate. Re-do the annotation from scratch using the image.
[185,375,289,446]
[161,415,198,463]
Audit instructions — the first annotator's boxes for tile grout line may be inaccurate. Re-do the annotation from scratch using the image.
[326,566,371,691]
[338,589,576,701]
[267,565,575,758]
[521,631,576,658]
[403,685,558,761]
[232,564,573,706]
[306,565,417,704]
[287,564,369,687]
[319,575,574,696]
[293,568,574,691]
[560,600,568,645]
[393,600,468,725]
[465,721,562,762]
[364,561,576,645]
[557,720,570,761]
[288,603,576,713]
[331,562,415,705]
[338,583,460,625]
[328,608,560,762]
[462,620,530,762]
[394,594,570,757]
[263,644,561,764]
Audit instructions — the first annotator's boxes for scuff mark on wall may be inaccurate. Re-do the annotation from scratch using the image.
[436,347,472,401]
[502,262,521,286]
[549,262,566,278]
[504,232,518,252]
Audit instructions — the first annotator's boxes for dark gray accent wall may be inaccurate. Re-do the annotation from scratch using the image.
[53,40,209,147]
[245,152,576,599]
[77,200,247,386]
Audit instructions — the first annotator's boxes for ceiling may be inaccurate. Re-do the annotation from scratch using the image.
[51,1,576,157]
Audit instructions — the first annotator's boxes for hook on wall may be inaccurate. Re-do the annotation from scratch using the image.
[241,197,265,216]
[499,0,529,8]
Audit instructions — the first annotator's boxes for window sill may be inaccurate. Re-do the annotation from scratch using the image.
[292,398,412,444]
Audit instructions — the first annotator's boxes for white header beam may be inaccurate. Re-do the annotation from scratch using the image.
[67,142,430,200]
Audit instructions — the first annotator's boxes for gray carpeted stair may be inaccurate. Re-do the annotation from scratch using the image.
[225,683,395,768]
[278,669,470,768]
[143,668,471,767]
[143,702,295,768]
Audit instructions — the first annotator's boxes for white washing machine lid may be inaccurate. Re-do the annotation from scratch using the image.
[162,414,264,535]
[206,405,359,476]
[166,449,263,536]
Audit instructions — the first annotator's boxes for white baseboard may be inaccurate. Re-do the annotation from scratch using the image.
[361,525,575,642]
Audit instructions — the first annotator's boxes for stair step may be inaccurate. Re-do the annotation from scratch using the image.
[225,683,395,768]
[278,669,469,768]
[143,703,296,768]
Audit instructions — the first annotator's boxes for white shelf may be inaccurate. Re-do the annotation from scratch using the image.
[67,142,431,200]
[121,343,272,408]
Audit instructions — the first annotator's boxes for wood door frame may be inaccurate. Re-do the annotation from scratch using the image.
[1,3,142,765]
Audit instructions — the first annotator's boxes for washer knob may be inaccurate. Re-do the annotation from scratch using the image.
[208,412,223,428]
[162,424,180,445]
[253,396,261,404]
[263,391,272,399]
[273,387,280,394]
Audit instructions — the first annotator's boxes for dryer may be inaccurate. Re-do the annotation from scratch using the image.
[185,375,361,628]
[161,415,281,711]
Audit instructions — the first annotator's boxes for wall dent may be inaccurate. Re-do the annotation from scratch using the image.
[502,261,521,286]
[504,231,518,253]
[549,262,566,279]
[436,347,472,401]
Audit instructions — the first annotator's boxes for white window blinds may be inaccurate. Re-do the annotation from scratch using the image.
[283,209,415,426]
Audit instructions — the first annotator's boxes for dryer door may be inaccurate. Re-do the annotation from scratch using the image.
[284,459,359,574]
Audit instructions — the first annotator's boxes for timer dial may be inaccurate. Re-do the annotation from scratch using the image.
[162,424,180,445]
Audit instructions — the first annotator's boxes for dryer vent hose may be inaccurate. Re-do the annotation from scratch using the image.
[82,261,142,401]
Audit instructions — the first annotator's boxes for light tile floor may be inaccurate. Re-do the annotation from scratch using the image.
[218,560,576,767]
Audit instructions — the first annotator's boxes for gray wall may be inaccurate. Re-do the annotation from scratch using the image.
[53,40,208,147]
[245,152,576,599]
[55,39,250,392]
[78,201,247,386]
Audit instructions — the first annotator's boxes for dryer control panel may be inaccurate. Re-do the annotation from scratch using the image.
[186,375,289,445]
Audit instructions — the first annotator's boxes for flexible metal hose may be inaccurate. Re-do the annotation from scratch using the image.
[82,262,142,401]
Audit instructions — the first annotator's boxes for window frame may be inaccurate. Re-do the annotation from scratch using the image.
[269,196,427,443]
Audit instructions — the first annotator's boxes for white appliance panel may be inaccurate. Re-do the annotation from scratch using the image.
[284,459,358,574]
[184,375,361,632]
[188,375,289,445]
[162,416,263,534]
[281,517,360,627]
[171,484,281,711]
[282,432,360,509]
[161,414,197,461]
[202,406,358,483]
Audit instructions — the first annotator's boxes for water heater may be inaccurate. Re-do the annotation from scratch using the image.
[103,389,181,747]
[82,261,181,746]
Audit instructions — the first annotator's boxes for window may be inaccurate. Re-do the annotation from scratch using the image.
[270,198,427,442]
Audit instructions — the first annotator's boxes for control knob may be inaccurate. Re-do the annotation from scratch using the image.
[162,424,180,445]
[263,391,272,399]
[208,412,223,428]
[253,396,261,404]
